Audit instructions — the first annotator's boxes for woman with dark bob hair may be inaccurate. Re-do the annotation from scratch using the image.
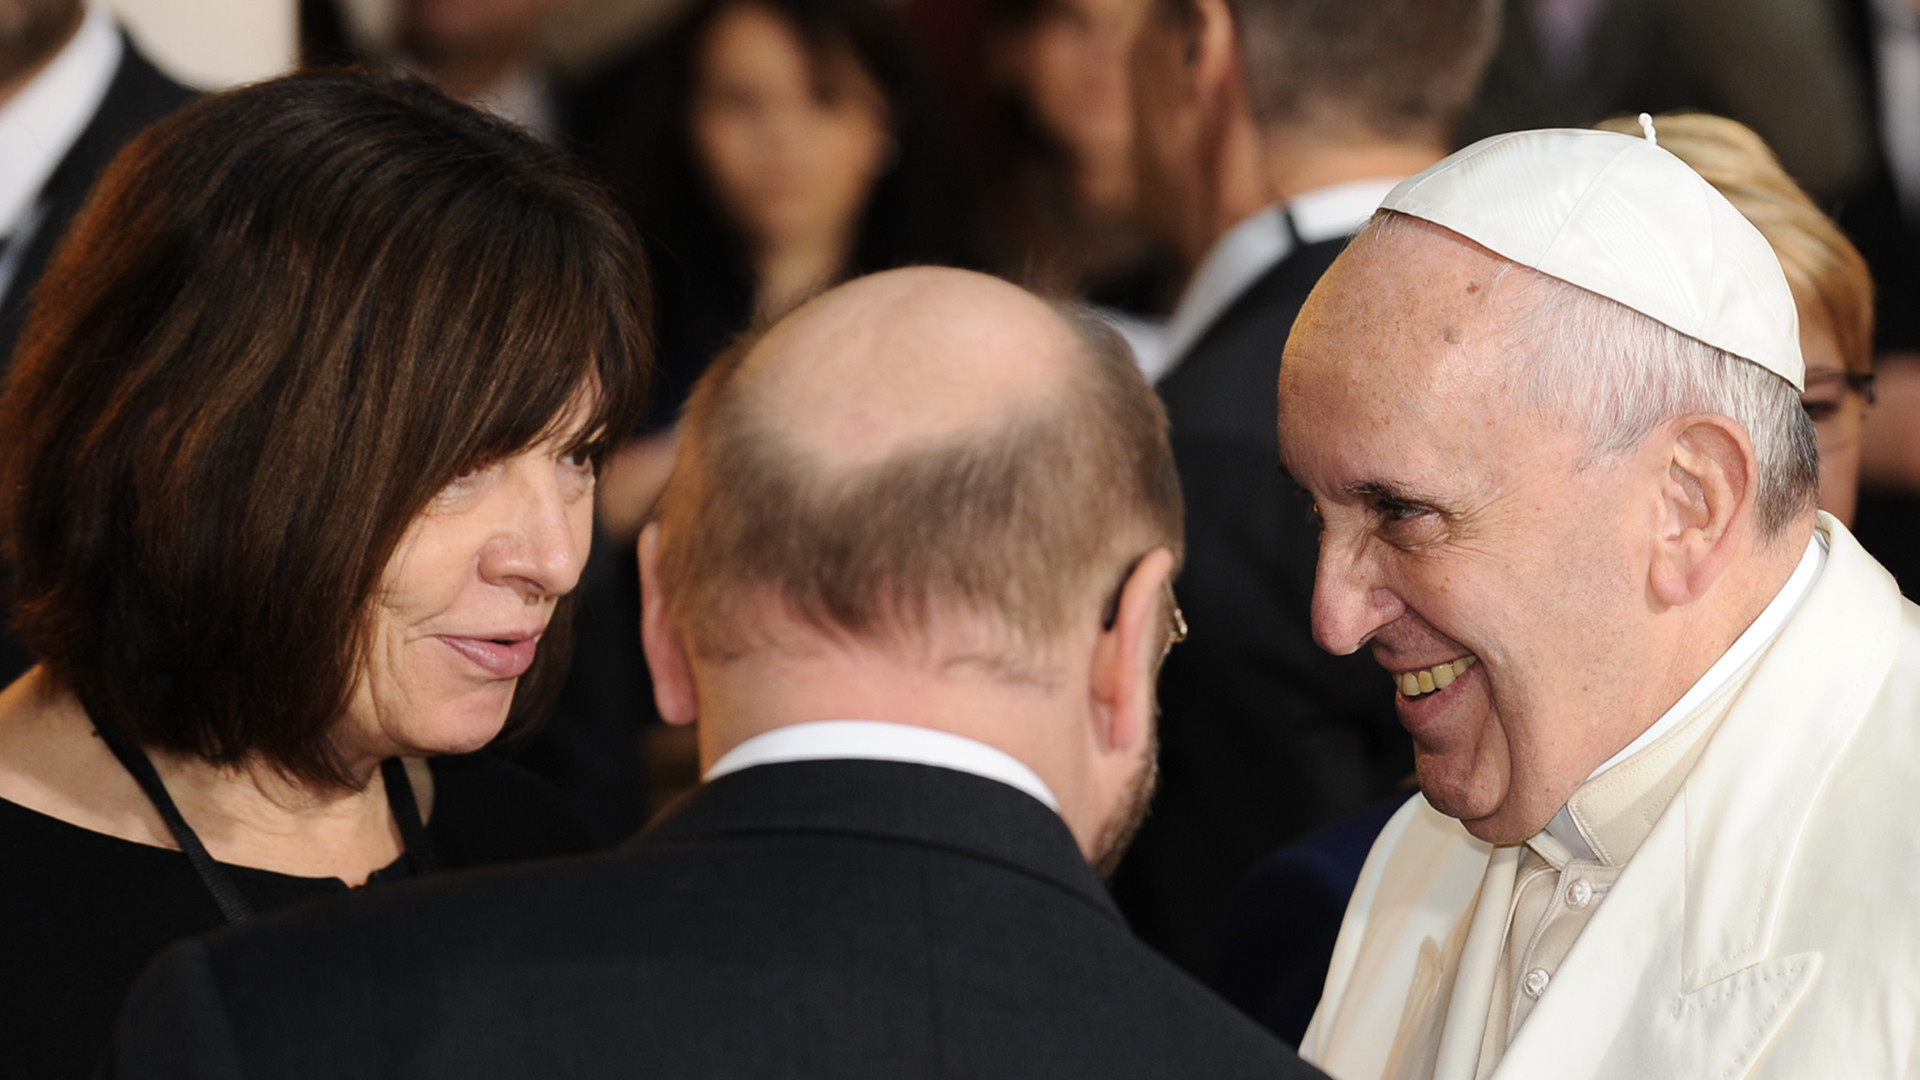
[0,72,648,1077]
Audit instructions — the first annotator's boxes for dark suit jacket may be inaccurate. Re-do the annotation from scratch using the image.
[0,35,193,687]
[1109,238,1409,976]
[107,759,1325,1079]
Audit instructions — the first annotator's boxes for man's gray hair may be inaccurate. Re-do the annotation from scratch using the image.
[1361,211,1820,540]
[1498,267,1820,540]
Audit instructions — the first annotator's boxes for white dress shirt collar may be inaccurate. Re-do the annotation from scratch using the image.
[1146,177,1403,384]
[1146,206,1289,384]
[0,5,121,238]
[1543,530,1827,857]
[1285,176,1404,245]
[704,719,1061,811]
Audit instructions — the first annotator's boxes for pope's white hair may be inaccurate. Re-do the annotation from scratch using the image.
[1360,210,1820,542]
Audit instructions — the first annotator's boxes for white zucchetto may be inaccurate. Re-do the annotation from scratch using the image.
[1380,125,1806,390]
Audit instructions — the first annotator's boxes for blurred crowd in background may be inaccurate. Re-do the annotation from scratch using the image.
[9,0,1920,1016]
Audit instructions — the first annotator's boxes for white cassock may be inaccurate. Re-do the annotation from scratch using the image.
[1300,513,1920,1080]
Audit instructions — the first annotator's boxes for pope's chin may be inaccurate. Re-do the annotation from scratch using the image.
[1408,720,1537,845]
[1417,755,1557,845]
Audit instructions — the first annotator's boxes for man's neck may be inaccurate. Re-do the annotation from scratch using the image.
[1259,127,1445,208]
[689,639,1100,832]
[403,41,530,105]
[1611,517,1822,780]
[1181,108,1274,275]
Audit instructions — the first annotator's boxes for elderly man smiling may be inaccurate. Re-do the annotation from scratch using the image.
[1282,125,1920,1080]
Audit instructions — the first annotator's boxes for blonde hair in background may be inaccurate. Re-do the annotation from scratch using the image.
[1596,111,1875,379]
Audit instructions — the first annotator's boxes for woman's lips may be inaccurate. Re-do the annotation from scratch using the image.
[438,635,539,679]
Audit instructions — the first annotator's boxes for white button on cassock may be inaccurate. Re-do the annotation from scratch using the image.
[1567,878,1594,908]
[1523,968,1552,998]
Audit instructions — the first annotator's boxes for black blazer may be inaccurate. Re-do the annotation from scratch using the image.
[107,759,1326,1079]
[1110,238,1409,976]
[0,35,193,688]
[0,34,192,369]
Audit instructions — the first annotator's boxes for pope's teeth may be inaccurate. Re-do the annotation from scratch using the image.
[1398,655,1478,698]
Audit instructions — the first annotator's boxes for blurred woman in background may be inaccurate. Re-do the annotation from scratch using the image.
[1599,112,1876,523]
[0,72,648,1078]
[971,0,1175,312]
[586,0,960,537]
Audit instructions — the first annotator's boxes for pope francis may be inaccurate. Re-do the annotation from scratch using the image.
[1278,123,1920,1080]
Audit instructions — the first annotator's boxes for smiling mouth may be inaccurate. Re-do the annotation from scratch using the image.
[1395,655,1478,699]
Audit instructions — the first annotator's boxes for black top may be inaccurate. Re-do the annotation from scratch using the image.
[0,752,590,1080]
[1110,239,1412,976]
[107,759,1326,1079]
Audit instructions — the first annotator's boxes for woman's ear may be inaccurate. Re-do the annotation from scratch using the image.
[639,523,699,726]
[1089,546,1179,760]
[1648,415,1756,607]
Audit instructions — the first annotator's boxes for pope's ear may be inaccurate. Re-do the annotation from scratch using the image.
[1648,415,1755,606]
[638,523,698,727]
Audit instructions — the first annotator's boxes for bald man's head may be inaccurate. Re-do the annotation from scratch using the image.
[654,267,1183,672]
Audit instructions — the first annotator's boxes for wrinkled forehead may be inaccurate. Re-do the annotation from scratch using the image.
[1278,223,1539,484]
[1283,224,1512,403]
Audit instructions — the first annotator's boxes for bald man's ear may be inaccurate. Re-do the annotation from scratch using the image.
[1089,547,1178,760]
[1648,415,1756,607]
[639,523,699,727]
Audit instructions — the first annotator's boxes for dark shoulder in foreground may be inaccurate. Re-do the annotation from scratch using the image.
[108,760,1324,1080]
[426,751,596,866]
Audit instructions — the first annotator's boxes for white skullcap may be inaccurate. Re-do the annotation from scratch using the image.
[1380,124,1805,390]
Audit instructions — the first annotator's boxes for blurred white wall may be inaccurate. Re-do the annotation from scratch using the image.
[98,0,297,89]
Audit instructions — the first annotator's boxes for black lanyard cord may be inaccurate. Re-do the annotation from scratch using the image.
[97,725,439,927]
[96,722,256,925]
[380,757,439,876]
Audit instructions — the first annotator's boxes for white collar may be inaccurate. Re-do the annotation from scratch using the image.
[704,719,1061,811]
[1146,206,1290,384]
[1543,530,1827,857]
[1286,176,1403,245]
[471,64,558,143]
[1146,178,1402,384]
[0,5,121,238]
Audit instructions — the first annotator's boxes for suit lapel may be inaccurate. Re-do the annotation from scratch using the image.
[1490,515,1894,1080]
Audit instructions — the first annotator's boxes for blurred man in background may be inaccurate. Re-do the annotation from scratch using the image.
[1,0,192,686]
[392,0,570,140]
[1112,0,1498,977]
